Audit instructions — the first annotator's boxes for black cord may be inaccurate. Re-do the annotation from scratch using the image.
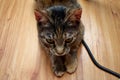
[82,40,120,78]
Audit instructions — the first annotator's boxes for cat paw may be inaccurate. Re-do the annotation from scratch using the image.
[52,65,66,77]
[66,59,78,74]
[54,70,65,77]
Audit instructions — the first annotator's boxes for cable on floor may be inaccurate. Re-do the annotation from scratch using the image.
[82,40,120,78]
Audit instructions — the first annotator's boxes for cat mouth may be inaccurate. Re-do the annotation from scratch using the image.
[54,52,66,56]
[50,48,70,56]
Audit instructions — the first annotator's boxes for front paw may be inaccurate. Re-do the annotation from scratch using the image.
[66,58,77,73]
[54,70,65,77]
[52,65,66,77]
[65,54,78,74]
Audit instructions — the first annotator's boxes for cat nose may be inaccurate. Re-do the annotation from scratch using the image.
[56,46,64,54]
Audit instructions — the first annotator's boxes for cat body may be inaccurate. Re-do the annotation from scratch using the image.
[35,0,84,77]
[36,0,80,9]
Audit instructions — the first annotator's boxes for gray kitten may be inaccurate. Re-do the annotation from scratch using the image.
[34,0,84,77]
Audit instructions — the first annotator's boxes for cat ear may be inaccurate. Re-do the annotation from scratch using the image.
[34,10,42,21]
[34,9,48,22]
[68,8,82,21]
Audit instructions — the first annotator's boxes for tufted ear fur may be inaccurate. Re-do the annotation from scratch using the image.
[34,9,49,23]
[68,8,82,21]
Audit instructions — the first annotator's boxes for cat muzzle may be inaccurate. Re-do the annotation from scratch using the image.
[50,47,70,56]
[56,46,64,54]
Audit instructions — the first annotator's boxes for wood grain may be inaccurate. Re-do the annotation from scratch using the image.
[0,0,120,80]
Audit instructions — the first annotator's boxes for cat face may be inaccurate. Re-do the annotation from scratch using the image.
[35,6,82,56]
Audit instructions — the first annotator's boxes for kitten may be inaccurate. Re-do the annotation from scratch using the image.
[34,0,84,77]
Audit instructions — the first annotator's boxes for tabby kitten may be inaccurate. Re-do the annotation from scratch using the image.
[34,0,84,77]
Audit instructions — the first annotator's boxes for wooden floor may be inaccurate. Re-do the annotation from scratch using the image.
[0,0,120,80]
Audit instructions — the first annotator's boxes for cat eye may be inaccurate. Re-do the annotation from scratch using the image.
[46,39,54,44]
[65,38,73,43]
[67,21,73,26]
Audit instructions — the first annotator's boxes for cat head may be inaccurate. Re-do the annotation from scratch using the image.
[34,6,82,56]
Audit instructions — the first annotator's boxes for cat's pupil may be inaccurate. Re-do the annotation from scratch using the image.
[46,39,54,44]
[65,37,73,43]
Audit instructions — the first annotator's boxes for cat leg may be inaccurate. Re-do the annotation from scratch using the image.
[65,50,78,73]
[50,55,66,77]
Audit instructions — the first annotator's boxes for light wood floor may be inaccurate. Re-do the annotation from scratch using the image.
[0,0,120,80]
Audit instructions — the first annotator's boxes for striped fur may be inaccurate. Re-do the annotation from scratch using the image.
[35,0,80,9]
[35,0,84,77]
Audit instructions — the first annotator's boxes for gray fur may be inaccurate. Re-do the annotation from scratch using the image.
[35,0,84,77]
